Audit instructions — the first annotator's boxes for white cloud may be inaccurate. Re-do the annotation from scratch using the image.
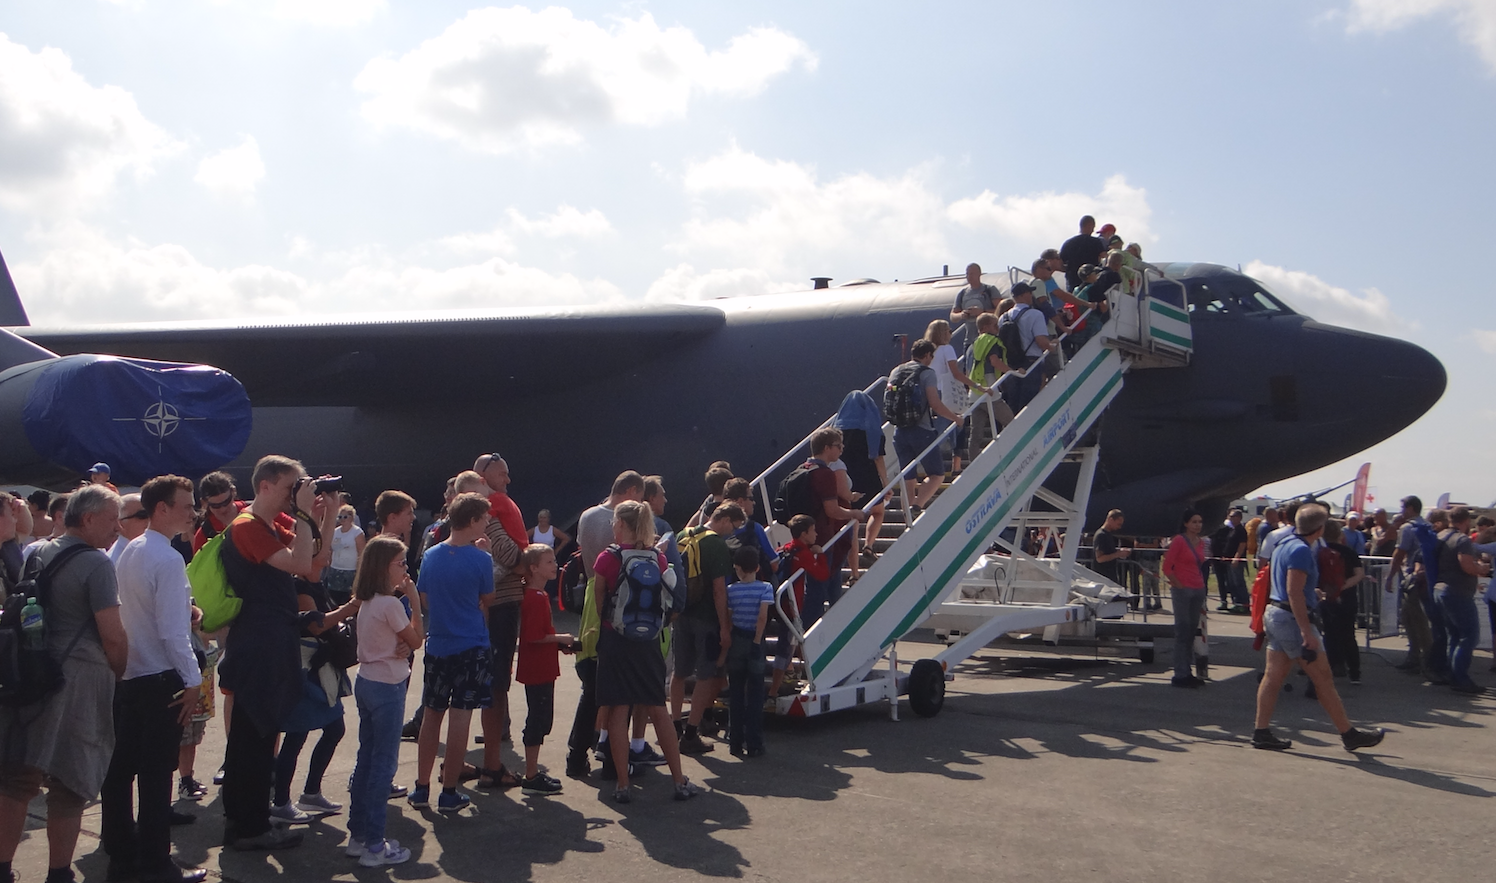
[271,0,385,27]
[1243,260,1407,333]
[947,175,1153,250]
[507,205,611,238]
[674,146,948,274]
[1471,328,1496,354]
[644,264,798,302]
[12,222,623,324]
[352,7,816,151]
[1342,0,1496,73]
[193,136,266,202]
[437,227,516,257]
[0,34,181,213]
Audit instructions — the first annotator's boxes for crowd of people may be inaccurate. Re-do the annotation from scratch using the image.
[0,444,864,881]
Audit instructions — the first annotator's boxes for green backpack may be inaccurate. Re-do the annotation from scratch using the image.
[188,531,240,632]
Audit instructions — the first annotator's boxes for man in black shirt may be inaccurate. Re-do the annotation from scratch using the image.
[1211,509,1249,612]
[1059,216,1106,291]
[1320,521,1365,683]
[1091,509,1130,587]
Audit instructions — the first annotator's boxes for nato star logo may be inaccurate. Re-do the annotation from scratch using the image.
[113,386,206,452]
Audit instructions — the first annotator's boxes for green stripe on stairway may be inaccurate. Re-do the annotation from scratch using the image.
[1148,300,1189,323]
[1150,328,1191,348]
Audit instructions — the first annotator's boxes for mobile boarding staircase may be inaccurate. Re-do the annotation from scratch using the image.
[749,272,1194,719]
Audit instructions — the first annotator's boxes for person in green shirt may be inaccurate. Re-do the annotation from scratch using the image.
[966,311,1015,461]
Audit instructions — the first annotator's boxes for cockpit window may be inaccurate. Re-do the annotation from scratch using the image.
[1185,277,1293,316]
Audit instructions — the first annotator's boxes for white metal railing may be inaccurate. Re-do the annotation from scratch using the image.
[765,307,1099,653]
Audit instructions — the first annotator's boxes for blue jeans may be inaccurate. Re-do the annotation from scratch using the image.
[1436,588,1479,686]
[1171,588,1206,679]
[348,676,407,849]
[726,632,766,752]
[1425,592,1451,676]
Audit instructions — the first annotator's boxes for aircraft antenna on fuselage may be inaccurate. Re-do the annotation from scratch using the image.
[0,249,28,327]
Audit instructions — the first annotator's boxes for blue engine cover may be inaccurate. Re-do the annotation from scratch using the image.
[22,356,252,485]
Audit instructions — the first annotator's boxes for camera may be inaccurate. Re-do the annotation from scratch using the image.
[294,475,344,496]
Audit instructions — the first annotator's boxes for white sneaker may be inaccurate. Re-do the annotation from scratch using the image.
[344,840,367,858]
[359,839,411,867]
[295,792,343,816]
[269,802,312,825]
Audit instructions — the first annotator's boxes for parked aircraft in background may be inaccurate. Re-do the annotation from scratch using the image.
[0,251,1446,537]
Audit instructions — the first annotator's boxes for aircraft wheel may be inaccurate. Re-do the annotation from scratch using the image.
[907,659,945,718]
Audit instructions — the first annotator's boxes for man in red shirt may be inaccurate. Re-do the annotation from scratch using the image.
[474,453,527,783]
[216,456,337,851]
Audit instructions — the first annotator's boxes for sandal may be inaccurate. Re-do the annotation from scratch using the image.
[439,761,481,783]
[477,765,521,789]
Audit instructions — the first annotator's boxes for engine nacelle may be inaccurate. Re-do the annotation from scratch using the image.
[0,349,252,488]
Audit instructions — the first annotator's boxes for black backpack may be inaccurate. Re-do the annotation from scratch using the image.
[882,362,931,428]
[0,543,94,708]
[997,305,1035,372]
[725,524,774,581]
[558,547,587,612]
[772,461,823,525]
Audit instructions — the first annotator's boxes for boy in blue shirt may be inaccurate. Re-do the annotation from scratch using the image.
[724,546,772,757]
[411,493,495,813]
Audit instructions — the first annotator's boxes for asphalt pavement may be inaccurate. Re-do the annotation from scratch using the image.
[13,606,1495,882]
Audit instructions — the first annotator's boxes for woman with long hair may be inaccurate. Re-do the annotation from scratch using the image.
[1161,508,1209,688]
[924,319,984,477]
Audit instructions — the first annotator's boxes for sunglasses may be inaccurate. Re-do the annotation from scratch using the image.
[123,510,150,521]
[205,497,235,510]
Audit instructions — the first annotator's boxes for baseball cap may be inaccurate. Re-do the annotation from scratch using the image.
[1346,511,1362,520]
[1078,263,1102,277]
[1097,223,1116,237]
[89,462,111,475]
[1011,281,1036,296]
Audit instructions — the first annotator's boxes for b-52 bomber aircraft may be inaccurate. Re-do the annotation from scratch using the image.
[0,251,1445,537]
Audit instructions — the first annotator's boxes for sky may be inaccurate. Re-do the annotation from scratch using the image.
[1,0,1492,506]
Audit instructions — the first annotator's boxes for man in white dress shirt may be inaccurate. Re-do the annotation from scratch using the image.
[102,475,207,883]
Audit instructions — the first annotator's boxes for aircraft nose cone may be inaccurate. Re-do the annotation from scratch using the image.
[1298,321,1446,442]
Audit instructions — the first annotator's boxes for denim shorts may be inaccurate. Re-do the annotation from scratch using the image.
[893,426,943,479]
[1263,605,1321,659]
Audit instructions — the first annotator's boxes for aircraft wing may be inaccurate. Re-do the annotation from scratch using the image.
[16,303,728,407]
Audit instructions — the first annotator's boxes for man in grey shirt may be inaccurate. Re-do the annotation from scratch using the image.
[948,263,1000,342]
[577,471,645,579]
[1433,506,1487,693]
[0,486,130,883]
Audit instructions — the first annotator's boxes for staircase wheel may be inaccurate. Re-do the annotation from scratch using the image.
[907,659,946,718]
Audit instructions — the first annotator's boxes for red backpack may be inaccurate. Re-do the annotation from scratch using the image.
[1317,545,1347,602]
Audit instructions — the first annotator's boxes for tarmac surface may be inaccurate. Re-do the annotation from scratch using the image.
[13,606,1496,882]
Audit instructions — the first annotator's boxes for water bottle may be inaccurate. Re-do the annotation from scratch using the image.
[20,598,43,650]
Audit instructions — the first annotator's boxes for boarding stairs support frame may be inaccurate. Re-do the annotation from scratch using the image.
[746,275,1191,719]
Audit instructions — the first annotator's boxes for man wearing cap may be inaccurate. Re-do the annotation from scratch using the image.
[474,454,526,782]
[999,282,1052,412]
[1343,512,1368,556]
[1059,216,1106,291]
[948,263,1000,342]
[90,463,120,494]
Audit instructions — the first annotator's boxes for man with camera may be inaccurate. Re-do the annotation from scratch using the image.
[216,456,338,851]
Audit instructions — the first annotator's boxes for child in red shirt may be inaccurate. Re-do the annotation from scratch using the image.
[770,515,829,697]
[516,544,573,795]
